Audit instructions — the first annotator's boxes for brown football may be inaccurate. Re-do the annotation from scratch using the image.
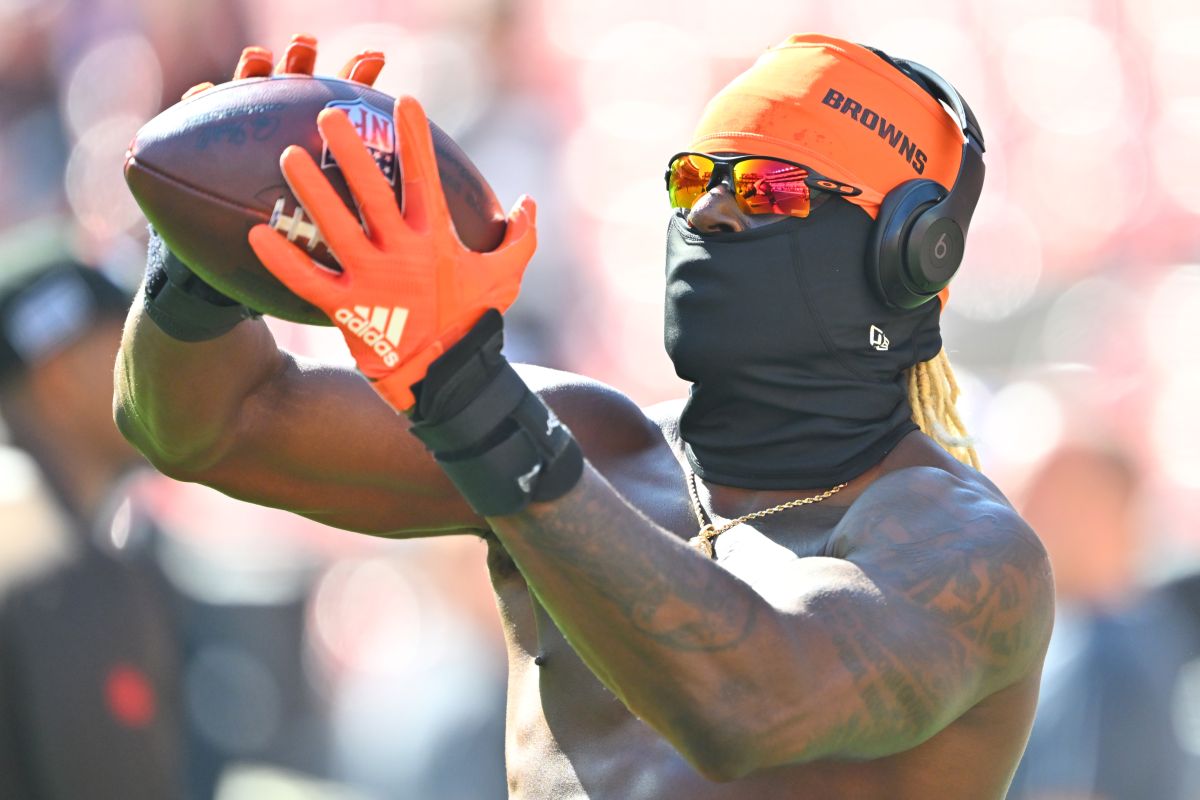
[125,76,507,324]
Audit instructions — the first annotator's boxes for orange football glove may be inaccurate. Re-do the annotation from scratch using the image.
[181,34,385,99]
[247,95,537,412]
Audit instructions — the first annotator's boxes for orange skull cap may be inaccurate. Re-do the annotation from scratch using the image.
[690,34,965,220]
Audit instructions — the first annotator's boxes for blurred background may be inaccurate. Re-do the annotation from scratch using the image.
[0,0,1197,797]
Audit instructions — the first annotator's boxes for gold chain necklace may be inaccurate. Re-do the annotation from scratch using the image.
[686,469,848,559]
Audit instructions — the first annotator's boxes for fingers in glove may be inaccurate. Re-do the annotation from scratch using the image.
[276,34,317,75]
[489,195,538,273]
[316,108,405,249]
[393,95,452,237]
[233,46,273,80]
[338,50,385,86]
[472,195,537,313]
[278,145,372,264]
[249,224,345,303]
[181,82,214,100]
[499,195,537,250]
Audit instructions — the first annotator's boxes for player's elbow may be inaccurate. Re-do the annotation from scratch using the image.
[662,647,828,779]
[668,669,876,779]
[674,729,755,783]
[113,393,224,480]
[679,711,918,782]
[668,712,780,783]
[692,759,748,784]
[113,395,163,466]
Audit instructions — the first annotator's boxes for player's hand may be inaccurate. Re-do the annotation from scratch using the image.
[181,34,385,100]
[247,95,537,412]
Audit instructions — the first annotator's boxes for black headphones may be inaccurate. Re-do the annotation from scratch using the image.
[865,52,986,309]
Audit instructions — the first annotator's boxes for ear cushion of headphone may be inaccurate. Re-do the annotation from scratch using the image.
[869,179,947,310]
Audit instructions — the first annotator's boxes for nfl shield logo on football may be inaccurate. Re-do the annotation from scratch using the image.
[321,99,397,184]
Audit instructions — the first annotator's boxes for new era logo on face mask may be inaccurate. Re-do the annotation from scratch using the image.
[869,325,890,352]
[334,305,409,367]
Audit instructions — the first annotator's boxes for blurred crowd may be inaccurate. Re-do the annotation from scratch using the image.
[0,0,1197,797]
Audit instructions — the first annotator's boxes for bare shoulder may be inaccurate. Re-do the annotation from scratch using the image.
[515,364,672,461]
[835,464,1043,556]
[833,465,1055,685]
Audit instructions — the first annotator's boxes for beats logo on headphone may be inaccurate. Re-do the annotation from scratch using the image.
[866,55,986,310]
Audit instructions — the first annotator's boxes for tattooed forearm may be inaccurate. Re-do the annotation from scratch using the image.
[499,470,759,652]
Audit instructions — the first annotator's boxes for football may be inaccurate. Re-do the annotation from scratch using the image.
[125,76,507,324]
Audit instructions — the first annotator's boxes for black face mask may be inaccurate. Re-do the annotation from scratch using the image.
[664,198,942,489]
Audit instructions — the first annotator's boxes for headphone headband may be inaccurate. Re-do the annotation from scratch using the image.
[865,54,987,309]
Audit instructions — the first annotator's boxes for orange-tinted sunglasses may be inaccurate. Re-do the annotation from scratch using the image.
[665,152,863,218]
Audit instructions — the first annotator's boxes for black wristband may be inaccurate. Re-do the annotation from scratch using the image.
[142,231,258,342]
[409,310,584,516]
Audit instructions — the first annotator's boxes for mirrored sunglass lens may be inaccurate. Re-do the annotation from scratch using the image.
[731,159,811,217]
[668,155,713,209]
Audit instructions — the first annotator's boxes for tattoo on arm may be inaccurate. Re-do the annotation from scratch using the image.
[512,478,759,652]
[816,496,1053,751]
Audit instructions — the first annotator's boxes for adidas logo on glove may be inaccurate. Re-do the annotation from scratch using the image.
[335,305,408,367]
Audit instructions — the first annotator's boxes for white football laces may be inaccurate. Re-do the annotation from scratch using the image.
[269,197,325,252]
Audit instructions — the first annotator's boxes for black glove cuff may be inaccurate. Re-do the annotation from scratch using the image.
[410,310,584,516]
[142,232,257,342]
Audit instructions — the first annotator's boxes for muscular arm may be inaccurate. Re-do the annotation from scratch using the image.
[114,303,482,535]
[487,458,1054,780]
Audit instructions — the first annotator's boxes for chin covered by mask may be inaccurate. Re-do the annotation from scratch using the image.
[664,198,942,489]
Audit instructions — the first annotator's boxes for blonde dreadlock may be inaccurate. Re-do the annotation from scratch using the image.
[906,348,979,469]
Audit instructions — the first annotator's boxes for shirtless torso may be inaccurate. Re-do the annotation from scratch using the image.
[115,318,1053,798]
[491,369,1048,799]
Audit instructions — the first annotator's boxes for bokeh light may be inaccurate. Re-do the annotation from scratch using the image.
[973,0,1095,43]
[1137,263,1200,398]
[593,183,672,302]
[543,0,647,55]
[64,114,148,241]
[1144,264,1200,373]
[1040,277,1127,366]
[560,119,675,217]
[1130,0,1200,46]
[60,33,163,141]
[1138,0,1200,104]
[1151,99,1200,215]
[982,380,1064,469]
[1002,17,1126,136]
[831,0,965,30]
[578,22,712,140]
[1016,126,1150,260]
[311,557,429,676]
[696,0,825,59]
[0,444,39,505]
[186,645,283,753]
[1152,372,1200,488]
